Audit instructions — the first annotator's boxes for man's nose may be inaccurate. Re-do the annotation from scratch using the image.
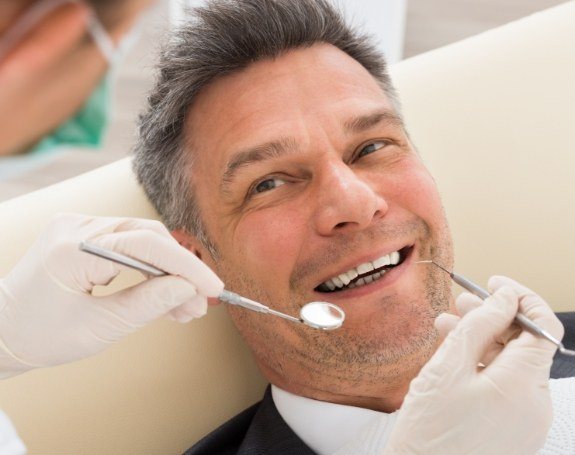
[312,162,388,236]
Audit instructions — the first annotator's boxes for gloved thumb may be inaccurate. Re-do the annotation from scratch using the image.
[454,285,518,367]
[423,286,518,377]
[168,294,209,323]
[434,312,460,342]
[99,276,199,329]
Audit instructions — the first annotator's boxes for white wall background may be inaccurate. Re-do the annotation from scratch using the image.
[170,0,407,63]
[339,0,406,64]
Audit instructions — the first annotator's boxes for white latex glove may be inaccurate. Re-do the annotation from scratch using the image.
[0,410,26,455]
[0,214,223,379]
[383,276,564,455]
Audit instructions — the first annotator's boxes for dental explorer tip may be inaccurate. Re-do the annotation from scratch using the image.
[415,260,453,276]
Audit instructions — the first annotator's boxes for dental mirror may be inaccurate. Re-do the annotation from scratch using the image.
[79,242,345,331]
[299,301,345,330]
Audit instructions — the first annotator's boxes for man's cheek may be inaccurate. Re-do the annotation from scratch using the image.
[235,209,305,276]
[396,169,443,219]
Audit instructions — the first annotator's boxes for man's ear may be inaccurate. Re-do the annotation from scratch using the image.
[171,229,203,260]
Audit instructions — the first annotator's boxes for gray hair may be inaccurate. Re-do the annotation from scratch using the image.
[132,0,398,256]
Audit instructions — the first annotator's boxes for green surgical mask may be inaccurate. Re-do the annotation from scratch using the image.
[0,0,142,156]
[28,73,111,156]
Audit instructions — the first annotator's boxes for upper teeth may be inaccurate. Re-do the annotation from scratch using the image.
[320,251,401,291]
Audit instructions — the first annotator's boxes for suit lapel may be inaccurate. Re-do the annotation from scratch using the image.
[552,312,575,379]
[238,387,316,455]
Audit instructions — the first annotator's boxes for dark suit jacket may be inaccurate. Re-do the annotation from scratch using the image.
[185,312,575,455]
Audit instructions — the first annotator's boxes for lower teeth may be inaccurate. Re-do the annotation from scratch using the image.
[317,264,398,293]
[345,270,385,290]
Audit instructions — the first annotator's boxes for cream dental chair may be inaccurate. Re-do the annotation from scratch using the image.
[1,2,574,454]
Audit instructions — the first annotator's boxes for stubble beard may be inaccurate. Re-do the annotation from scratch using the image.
[211,217,453,392]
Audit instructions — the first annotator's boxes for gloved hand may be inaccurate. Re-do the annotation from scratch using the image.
[383,276,564,455]
[0,214,223,379]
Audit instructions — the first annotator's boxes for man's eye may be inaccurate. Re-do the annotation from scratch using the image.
[252,177,286,194]
[358,141,387,158]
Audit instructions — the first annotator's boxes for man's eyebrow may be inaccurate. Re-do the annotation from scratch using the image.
[221,137,299,189]
[343,110,403,134]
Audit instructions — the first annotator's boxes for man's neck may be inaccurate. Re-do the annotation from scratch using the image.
[259,362,412,413]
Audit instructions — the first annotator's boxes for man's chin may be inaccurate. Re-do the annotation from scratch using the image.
[318,318,439,371]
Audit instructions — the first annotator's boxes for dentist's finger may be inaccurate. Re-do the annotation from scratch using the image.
[457,289,522,353]
[168,294,208,321]
[99,275,199,327]
[449,286,519,370]
[434,312,460,341]
[455,292,482,316]
[488,275,535,296]
[90,230,224,296]
[489,275,564,342]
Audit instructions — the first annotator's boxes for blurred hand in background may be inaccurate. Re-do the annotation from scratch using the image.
[0,0,156,157]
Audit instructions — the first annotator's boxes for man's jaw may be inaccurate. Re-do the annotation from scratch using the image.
[313,244,414,298]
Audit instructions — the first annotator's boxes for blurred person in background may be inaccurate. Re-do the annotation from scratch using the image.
[0,0,155,157]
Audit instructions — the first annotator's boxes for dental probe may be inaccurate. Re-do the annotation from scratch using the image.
[79,242,345,330]
[417,260,575,356]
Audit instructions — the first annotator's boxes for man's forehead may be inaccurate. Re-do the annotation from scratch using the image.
[185,44,393,173]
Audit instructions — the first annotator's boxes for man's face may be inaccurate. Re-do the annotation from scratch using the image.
[184,44,454,408]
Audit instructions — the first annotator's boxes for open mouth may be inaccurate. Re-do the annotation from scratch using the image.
[314,246,413,293]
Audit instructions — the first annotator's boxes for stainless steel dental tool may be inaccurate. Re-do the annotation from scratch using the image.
[417,260,575,356]
[79,242,345,330]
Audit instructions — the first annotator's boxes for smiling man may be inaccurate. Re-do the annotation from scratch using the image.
[131,0,572,453]
[180,41,455,413]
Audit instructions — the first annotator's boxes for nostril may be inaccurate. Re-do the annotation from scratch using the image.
[334,221,349,229]
[373,209,385,219]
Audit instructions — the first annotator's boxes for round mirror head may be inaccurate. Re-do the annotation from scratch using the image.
[299,302,345,330]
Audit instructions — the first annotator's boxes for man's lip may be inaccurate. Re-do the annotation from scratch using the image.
[313,246,415,299]
[313,243,414,290]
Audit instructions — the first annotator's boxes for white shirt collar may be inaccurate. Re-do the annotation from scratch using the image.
[271,385,396,454]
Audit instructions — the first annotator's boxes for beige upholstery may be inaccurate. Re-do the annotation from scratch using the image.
[0,2,574,453]
[0,160,267,454]
[391,1,575,311]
